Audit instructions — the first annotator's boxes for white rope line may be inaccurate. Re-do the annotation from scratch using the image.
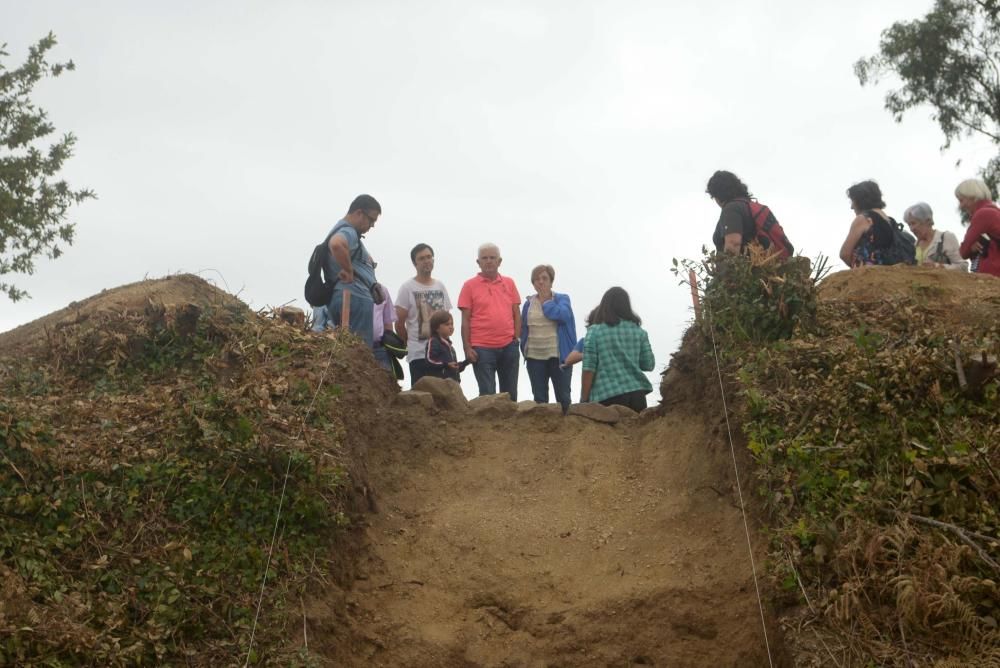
[705,308,775,668]
[244,336,341,667]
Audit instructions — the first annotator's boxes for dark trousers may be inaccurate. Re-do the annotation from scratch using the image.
[525,357,572,412]
[471,340,520,400]
[409,358,432,387]
[600,390,647,413]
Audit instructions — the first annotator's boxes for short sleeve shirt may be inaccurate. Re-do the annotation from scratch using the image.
[712,200,753,252]
[583,321,655,403]
[325,220,377,301]
[457,273,521,348]
[395,278,453,361]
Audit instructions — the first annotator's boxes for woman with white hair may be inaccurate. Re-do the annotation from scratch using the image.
[956,178,1000,277]
[903,202,967,271]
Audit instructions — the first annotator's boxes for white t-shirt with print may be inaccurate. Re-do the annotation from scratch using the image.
[395,278,452,361]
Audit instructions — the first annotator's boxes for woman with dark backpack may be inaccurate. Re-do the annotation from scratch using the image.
[840,180,915,267]
[705,170,793,259]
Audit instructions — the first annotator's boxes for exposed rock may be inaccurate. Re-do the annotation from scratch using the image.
[393,391,436,411]
[567,403,620,424]
[469,393,517,417]
[517,401,563,416]
[609,404,638,418]
[412,376,469,411]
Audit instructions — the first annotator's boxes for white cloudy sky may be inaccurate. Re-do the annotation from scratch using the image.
[2,1,995,400]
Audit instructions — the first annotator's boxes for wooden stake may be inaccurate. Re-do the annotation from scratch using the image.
[339,291,351,333]
[689,269,701,321]
[952,340,967,390]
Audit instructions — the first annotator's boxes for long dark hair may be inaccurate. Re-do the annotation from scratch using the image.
[588,287,641,327]
[846,180,885,210]
[706,170,751,203]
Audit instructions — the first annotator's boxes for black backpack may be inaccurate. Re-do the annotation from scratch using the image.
[304,222,357,308]
[304,234,335,308]
[867,211,916,266]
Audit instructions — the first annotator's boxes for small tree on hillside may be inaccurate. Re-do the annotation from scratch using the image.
[854,0,1000,192]
[0,33,94,302]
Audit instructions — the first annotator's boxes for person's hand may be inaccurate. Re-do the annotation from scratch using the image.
[465,347,478,363]
[971,240,985,256]
[447,362,459,370]
[338,267,354,283]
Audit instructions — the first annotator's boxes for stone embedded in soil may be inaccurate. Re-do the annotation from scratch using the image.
[609,404,639,418]
[469,393,517,416]
[393,390,436,410]
[567,403,620,424]
[517,402,563,416]
[412,376,469,411]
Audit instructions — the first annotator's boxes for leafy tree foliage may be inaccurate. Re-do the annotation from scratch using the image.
[1,33,94,302]
[855,0,1000,190]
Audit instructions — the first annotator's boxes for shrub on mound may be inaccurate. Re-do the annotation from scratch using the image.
[0,287,379,665]
[680,252,1000,665]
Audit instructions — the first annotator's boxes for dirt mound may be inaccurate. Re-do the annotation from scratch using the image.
[0,275,401,665]
[0,273,243,355]
[819,265,1000,311]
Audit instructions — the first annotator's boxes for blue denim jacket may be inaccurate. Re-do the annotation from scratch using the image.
[519,292,577,363]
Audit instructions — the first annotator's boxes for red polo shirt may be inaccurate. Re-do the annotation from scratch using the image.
[457,273,521,348]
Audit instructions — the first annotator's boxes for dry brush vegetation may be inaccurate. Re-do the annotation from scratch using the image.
[678,251,1000,666]
[0,278,387,665]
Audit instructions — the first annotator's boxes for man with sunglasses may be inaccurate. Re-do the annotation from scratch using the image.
[324,194,382,346]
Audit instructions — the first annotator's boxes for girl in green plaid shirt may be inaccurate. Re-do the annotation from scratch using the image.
[580,287,655,412]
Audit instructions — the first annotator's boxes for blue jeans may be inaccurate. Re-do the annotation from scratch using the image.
[472,340,519,400]
[372,345,392,372]
[526,357,572,413]
[329,290,374,347]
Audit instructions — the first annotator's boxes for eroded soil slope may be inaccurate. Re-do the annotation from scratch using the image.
[317,399,780,667]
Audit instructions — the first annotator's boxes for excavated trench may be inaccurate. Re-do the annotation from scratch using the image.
[318,375,787,667]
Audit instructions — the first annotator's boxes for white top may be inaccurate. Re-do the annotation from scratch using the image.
[916,229,968,271]
[395,278,452,361]
[524,297,559,360]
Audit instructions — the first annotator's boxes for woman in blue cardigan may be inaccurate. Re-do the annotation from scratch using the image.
[520,264,577,413]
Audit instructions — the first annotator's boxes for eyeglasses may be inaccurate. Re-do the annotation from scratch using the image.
[363,211,378,225]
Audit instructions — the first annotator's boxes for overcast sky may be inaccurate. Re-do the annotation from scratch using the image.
[2,1,994,400]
